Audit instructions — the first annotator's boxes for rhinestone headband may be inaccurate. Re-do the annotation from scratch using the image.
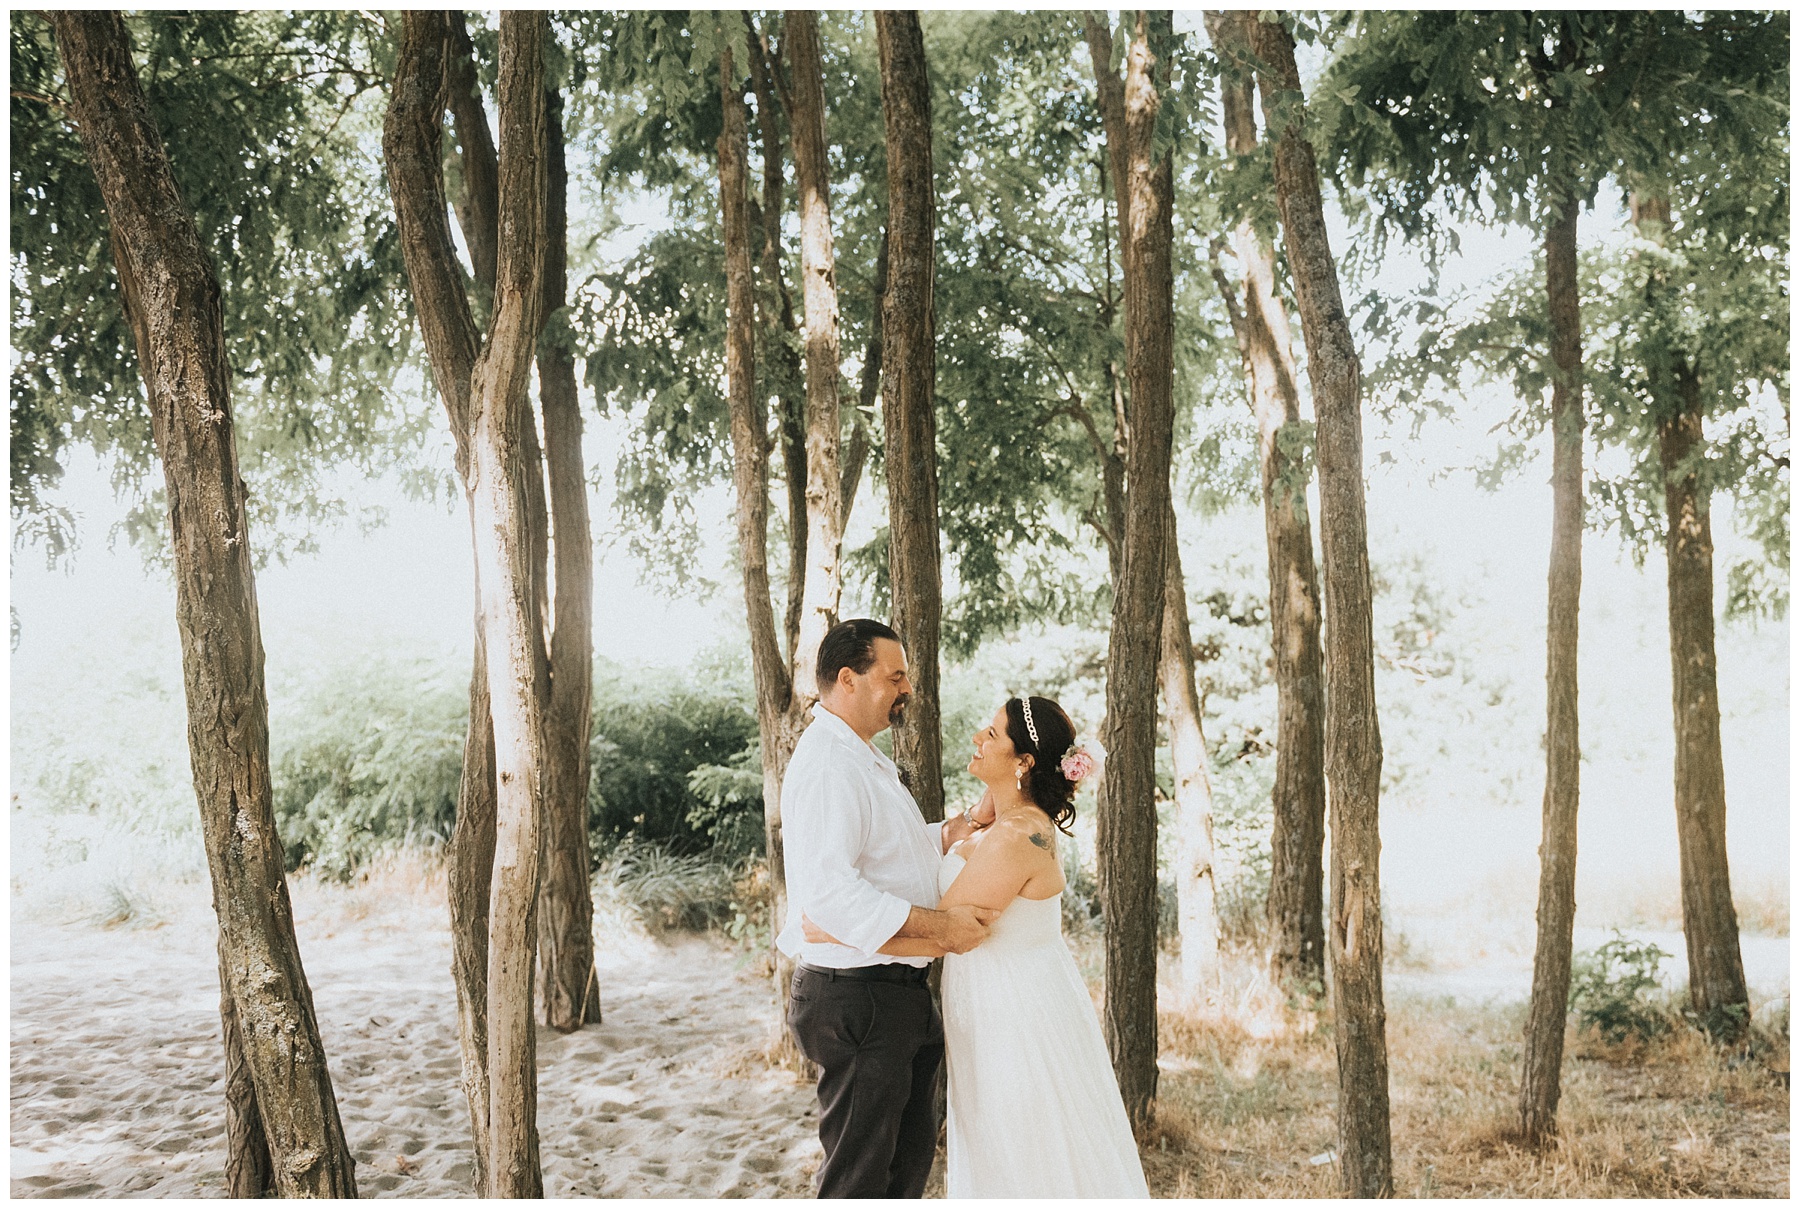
[1017,696,1040,747]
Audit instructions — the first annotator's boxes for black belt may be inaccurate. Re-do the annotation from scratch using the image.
[797,961,930,987]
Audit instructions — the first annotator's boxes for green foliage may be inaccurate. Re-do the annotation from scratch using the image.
[269,652,465,880]
[10,11,427,565]
[588,660,762,856]
[598,836,742,933]
[685,740,767,859]
[1569,931,1675,1043]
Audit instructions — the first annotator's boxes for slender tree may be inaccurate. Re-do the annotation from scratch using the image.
[383,11,550,1194]
[1249,12,1392,1194]
[1203,8,1328,992]
[876,10,947,823]
[784,9,848,696]
[536,81,603,1033]
[1520,123,1585,1145]
[1090,9,1178,1132]
[1087,11,1223,1010]
[49,10,357,1196]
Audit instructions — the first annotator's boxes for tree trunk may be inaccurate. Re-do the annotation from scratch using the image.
[1250,13,1392,1195]
[468,17,550,1196]
[1090,10,1176,1136]
[449,598,497,1190]
[1160,505,1222,1004]
[51,11,358,1196]
[1621,192,1753,1041]
[1204,8,1328,992]
[536,82,601,1034]
[445,11,498,312]
[1662,366,1749,1037]
[220,945,275,1198]
[784,9,846,696]
[383,12,549,1193]
[1514,200,1587,1148]
[876,10,946,825]
[842,232,889,537]
[745,24,811,664]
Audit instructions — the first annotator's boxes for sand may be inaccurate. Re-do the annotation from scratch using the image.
[10,875,827,1198]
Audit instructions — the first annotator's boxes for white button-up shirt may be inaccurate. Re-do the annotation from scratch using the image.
[775,704,945,968]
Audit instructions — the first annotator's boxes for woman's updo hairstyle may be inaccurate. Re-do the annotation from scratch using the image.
[1004,695,1079,834]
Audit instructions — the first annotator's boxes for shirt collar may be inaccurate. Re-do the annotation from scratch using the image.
[810,702,898,775]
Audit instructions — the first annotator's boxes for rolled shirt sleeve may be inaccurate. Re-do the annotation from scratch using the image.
[781,756,916,955]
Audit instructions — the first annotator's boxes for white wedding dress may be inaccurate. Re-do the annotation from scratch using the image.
[939,848,1150,1198]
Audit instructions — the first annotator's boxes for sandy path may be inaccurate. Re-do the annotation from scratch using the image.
[10,879,825,1198]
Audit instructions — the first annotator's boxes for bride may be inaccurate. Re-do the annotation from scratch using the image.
[806,695,1148,1198]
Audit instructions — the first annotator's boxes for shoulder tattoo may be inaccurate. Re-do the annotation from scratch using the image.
[1028,830,1053,852]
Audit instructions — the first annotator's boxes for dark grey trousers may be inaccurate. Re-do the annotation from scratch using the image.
[787,963,943,1199]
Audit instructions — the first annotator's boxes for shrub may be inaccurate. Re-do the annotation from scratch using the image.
[600,837,741,933]
[588,663,761,856]
[1569,930,1675,1043]
[269,653,464,880]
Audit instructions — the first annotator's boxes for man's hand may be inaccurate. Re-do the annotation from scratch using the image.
[801,913,842,945]
[937,904,999,954]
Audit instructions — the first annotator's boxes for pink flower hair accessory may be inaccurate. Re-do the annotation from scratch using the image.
[1060,744,1099,783]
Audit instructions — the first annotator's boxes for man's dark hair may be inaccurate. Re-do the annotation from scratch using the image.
[816,618,901,691]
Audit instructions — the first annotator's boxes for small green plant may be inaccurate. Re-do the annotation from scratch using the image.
[601,838,740,933]
[1568,930,1674,1043]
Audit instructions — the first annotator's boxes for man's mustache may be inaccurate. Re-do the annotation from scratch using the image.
[889,692,912,722]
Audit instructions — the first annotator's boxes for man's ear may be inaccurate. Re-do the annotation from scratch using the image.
[836,665,858,694]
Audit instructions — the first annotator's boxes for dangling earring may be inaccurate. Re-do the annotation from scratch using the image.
[1015,767,1024,790]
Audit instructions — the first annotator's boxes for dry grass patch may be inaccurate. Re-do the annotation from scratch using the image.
[1134,950,1789,1197]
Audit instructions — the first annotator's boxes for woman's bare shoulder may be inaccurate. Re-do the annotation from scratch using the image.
[981,812,1060,858]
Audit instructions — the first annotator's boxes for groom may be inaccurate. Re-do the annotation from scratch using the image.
[778,618,992,1198]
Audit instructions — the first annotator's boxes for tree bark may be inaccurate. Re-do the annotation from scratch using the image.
[384,11,550,1193]
[1517,198,1585,1145]
[536,82,601,1034]
[1622,192,1752,1040]
[51,11,358,1196]
[743,18,812,664]
[876,10,946,825]
[1090,10,1176,1136]
[449,586,497,1190]
[784,9,846,697]
[1204,8,1327,992]
[721,44,809,1069]
[468,17,550,1196]
[1160,506,1222,1003]
[220,945,275,1197]
[446,11,498,308]
[1250,13,1392,1195]
[1662,362,1749,1038]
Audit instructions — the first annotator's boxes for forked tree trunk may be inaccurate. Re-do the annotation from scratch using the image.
[1661,368,1748,1035]
[876,10,946,825]
[51,11,357,1196]
[1250,13,1392,1195]
[1091,10,1177,1135]
[536,83,602,1034]
[1518,195,1585,1142]
[384,12,550,1194]
[1204,8,1327,991]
